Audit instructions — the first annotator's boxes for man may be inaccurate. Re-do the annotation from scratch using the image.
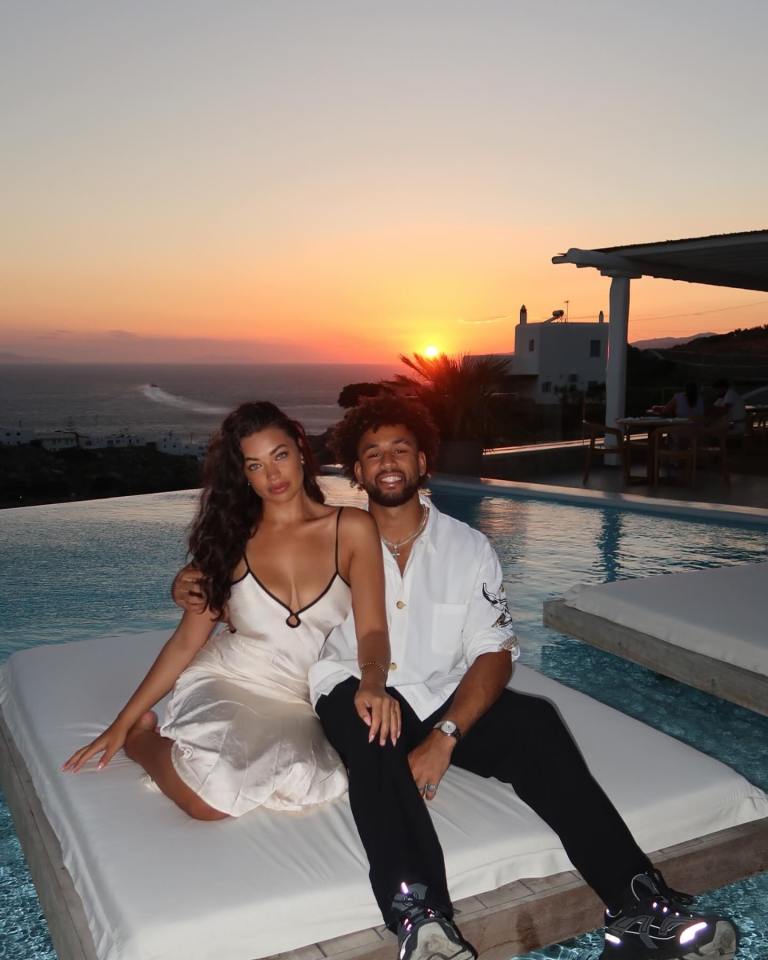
[174,396,737,960]
[712,379,747,436]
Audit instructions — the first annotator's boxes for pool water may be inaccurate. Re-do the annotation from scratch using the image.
[1,480,766,960]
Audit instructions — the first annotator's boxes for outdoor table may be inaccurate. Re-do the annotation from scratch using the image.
[615,416,693,482]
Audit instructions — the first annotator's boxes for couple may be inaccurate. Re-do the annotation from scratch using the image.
[65,395,737,960]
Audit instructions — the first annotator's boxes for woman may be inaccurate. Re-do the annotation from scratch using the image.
[651,381,705,419]
[63,402,398,820]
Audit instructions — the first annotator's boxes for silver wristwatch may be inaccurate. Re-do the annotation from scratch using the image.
[434,719,462,742]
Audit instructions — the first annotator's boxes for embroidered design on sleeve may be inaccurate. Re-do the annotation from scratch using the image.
[482,583,514,630]
[481,582,520,659]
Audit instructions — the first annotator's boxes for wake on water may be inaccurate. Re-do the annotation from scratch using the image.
[139,384,228,415]
[137,383,341,433]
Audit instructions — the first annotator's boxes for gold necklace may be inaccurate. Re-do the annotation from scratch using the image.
[381,505,429,559]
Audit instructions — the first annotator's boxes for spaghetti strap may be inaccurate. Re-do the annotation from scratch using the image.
[334,507,344,574]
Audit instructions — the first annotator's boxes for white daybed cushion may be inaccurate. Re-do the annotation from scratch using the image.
[563,561,768,677]
[1,630,766,960]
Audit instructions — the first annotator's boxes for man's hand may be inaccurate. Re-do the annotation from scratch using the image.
[171,564,207,613]
[408,729,455,801]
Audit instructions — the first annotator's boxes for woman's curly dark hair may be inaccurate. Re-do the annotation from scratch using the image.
[329,394,439,482]
[189,401,324,614]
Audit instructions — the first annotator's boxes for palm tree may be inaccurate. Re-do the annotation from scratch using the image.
[391,352,509,444]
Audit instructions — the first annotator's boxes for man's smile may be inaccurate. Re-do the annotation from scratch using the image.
[376,472,406,487]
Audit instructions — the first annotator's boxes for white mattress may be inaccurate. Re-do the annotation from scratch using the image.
[2,630,766,960]
[564,561,768,677]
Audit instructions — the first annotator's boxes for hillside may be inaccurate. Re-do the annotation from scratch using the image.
[0,351,52,363]
[645,324,768,387]
[664,324,768,356]
[632,332,715,350]
[0,444,201,508]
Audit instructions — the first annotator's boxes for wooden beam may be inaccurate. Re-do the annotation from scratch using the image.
[552,247,768,292]
[0,716,99,960]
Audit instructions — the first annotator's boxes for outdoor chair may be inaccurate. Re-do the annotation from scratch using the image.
[651,423,697,487]
[582,421,629,485]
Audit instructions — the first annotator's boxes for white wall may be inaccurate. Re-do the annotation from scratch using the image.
[82,434,146,449]
[0,427,34,446]
[512,321,608,404]
[38,434,78,450]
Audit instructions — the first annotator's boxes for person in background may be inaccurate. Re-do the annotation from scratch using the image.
[712,379,747,435]
[651,382,705,419]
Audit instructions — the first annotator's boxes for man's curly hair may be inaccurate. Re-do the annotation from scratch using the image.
[329,394,440,482]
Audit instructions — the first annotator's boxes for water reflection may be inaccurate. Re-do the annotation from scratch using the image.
[595,509,623,582]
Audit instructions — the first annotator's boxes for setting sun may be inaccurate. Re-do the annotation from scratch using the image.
[423,344,440,358]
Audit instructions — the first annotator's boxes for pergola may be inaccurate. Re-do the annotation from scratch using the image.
[552,230,768,431]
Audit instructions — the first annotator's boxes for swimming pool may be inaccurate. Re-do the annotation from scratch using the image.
[1,479,766,960]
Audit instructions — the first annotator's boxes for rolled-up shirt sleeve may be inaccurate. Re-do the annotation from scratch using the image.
[461,539,520,666]
[308,621,359,708]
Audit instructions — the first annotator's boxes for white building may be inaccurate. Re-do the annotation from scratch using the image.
[499,305,609,405]
[36,432,80,450]
[156,433,207,458]
[81,432,146,449]
[0,426,34,446]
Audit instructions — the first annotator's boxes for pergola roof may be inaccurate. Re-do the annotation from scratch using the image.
[553,229,768,292]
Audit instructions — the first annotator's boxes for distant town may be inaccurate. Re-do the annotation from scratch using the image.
[0,426,207,458]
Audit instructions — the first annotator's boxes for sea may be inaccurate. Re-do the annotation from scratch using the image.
[0,363,402,441]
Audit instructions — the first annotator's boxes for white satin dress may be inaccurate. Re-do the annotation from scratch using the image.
[160,511,351,816]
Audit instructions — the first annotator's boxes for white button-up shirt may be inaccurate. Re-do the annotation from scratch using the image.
[309,498,519,720]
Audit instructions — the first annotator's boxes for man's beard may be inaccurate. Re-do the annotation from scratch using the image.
[363,474,423,507]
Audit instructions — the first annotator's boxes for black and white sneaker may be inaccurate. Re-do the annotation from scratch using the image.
[392,883,477,960]
[600,869,739,959]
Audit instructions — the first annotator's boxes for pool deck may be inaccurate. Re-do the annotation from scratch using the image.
[3,708,768,960]
[527,467,768,511]
[480,439,768,513]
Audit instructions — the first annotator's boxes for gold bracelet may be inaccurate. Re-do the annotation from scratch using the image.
[359,660,389,678]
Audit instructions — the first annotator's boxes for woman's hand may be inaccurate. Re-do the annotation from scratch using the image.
[354,676,401,746]
[62,719,130,773]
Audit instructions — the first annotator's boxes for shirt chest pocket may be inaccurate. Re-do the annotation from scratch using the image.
[431,602,469,658]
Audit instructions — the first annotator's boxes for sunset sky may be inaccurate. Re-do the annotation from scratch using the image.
[2,0,767,364]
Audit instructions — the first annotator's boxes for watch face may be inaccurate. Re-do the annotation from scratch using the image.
[441,721,457,735]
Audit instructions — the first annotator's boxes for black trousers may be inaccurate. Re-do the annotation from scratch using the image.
[316,677,651,926]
